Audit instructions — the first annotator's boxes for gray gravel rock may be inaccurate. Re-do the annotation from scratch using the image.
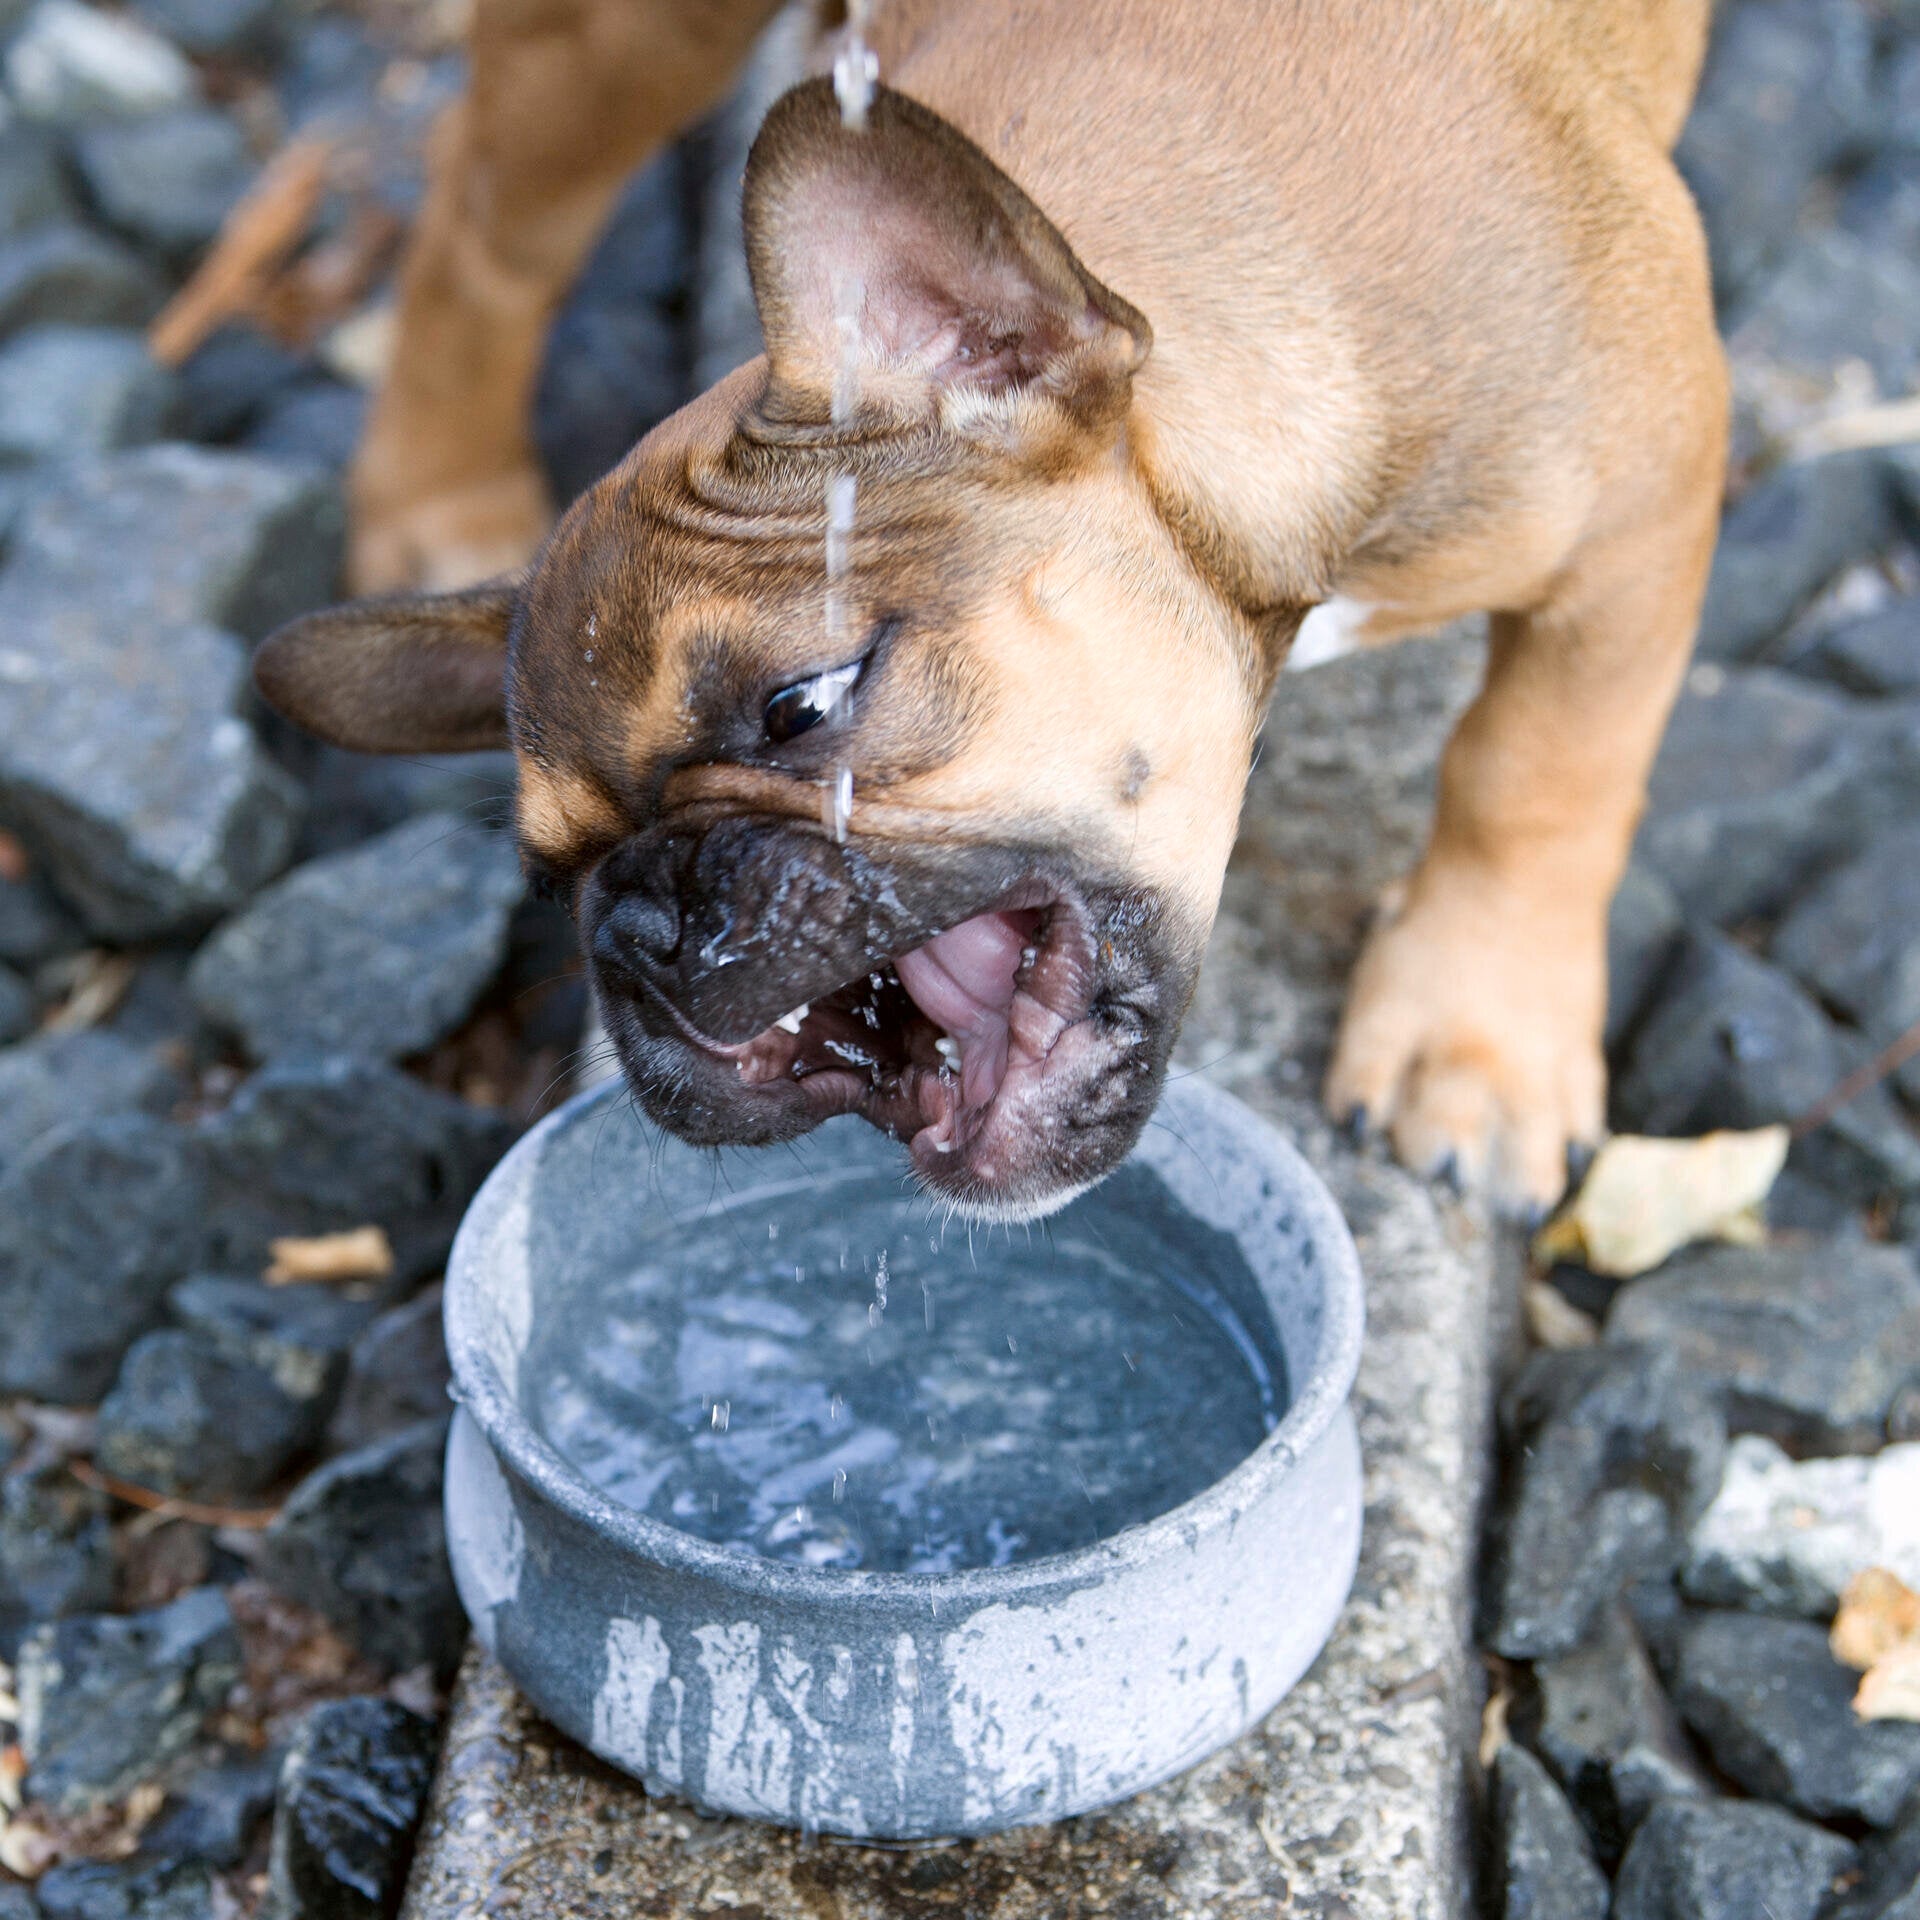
[1635,666,1912,922]
[1774,824,1920,1108]
[1674,1610,1920,1827]
[72,105,254,261]
[0,1113,210,1400]
[1613,931,1920,1205]
[296,747,518,862]
[0,1029,183,1168]
[1682,1434,1920,1617]
[1486,1744,1608,1920]
[189,815,525,1062]
[326,1282,449,1453]
[0,222,164,333]
[0,1464,113,1660]
[261,1417,462,1675]
[535,150,690,506]
[1605,863,1684,1055]
[241,379,366,471]
[17,1587,240,1813]
[0,1058,509,1399]
[1801,594,1920,699]
[0,578,304,940]
[33,1857,215,1920]
[1611,1796,1854,1920]
[1675,0,1879,310]
[0,324,173,464]
[263,1697,437,1920]
[142,1747,281,1867]
[1605,1240,1920,1453]
[170,1272,374,1406]
[133,0,289,56]
[0,962,33,1044]
[95,1326,319,1498]
[1825,1802,1920,1920]
[194,1053,516,1286]
[7,441,345,642]
[1729,228,1920,401]
[1692,456,1890,663]
[4,0,198,122]
[0,869,82,967]
[0,125,76,240]
[1480,1345,1726,1661]
[174,324,309,443]
[1514,1603,1709,1864]
[1841,150,1920,262]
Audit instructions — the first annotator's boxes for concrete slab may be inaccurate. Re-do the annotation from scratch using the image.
[400,635,1510,1920]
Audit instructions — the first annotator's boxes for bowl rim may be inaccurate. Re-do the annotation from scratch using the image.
[445,1074,1366,1606]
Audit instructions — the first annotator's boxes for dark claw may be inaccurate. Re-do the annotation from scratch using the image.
[1565,1139,1597,1189]
[1339,1105,1371,1148]
[1433,1150,1463,1196]
[1519,1197,1551,1234]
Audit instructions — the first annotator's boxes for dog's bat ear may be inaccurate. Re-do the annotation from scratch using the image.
[254,580,517,754]
[743,78,1150,435]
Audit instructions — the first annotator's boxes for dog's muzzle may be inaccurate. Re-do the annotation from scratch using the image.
[580,815,1199,1221]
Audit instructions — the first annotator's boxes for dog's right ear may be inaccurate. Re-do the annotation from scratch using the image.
[254,582,517,754]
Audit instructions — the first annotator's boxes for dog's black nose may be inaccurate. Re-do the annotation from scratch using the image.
[593,889,682,983]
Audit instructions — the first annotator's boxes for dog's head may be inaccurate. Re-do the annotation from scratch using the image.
[259,81,1265,1219]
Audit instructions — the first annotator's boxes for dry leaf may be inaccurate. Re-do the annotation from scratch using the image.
[1478,1682,1512,1766]
[1832,1567,1920,1723]
[1532,1126,1789,1278]
[1522,1278,1599,1351]
[1832,1566,1920,1671]
[1855,1641,1920,1723]
[265,1225,394,1285]
[0,1807,58,1879]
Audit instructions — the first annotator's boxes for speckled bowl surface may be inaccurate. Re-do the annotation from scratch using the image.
[443,1075,1364,1838]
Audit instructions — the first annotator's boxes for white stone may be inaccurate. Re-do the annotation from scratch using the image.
[6,0,197,123]
[1682,1434,1920,1617]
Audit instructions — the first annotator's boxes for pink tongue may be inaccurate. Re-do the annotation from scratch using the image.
[894,912,1026,1109]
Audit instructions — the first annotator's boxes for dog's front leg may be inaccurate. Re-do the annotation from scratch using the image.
[349,0,781,593]
[1325,470,1724,1216]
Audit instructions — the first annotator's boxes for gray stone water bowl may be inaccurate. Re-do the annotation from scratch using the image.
[442,1075,1365,1839]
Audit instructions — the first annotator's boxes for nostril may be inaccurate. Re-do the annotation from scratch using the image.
[595,891,682,977]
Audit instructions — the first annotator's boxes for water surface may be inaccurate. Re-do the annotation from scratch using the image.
[530,1170,1287,1574]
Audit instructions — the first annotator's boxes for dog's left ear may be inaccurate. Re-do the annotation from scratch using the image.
[254,581,517,754]
[744,78,1150,435]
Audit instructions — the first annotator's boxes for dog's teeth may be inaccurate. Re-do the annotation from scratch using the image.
[774,1002,811,1034]
[1020,945,1038,969]
[934,1035,962,1071]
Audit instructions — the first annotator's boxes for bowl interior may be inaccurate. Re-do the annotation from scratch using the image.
[449,1079,1360,1588]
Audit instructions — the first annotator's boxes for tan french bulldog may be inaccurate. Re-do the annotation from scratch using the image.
[256,0,1729,1222]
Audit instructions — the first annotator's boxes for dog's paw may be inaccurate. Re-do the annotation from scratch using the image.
[1324,889,1606,1217]
[347,467,552,595]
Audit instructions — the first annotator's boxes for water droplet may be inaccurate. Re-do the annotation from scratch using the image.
[711,1399,731,1432]
[832,1469,847,1503]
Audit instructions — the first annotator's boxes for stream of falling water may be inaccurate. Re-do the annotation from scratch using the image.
[821,3,877,845]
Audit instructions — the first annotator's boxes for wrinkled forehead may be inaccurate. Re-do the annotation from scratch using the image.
[508,416,1031,767]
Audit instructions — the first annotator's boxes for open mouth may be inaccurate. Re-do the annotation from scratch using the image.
[695,891,1096,1176]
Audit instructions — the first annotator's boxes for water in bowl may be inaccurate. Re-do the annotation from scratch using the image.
[529,1166,1288,1573]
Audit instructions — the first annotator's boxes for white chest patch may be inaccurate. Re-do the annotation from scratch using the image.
[1289,596,1373,672]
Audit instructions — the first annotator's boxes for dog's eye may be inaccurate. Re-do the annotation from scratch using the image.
[764,657,863,744]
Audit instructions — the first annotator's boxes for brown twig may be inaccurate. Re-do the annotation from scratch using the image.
[1792,1016,1920,1140]
[147,136,335,366]
[70,1460,280,1531]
